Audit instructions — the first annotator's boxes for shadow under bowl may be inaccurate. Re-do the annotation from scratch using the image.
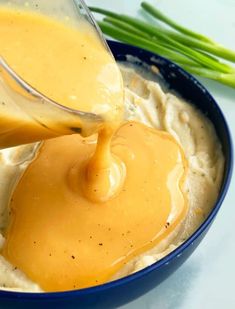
[0,40,233,309]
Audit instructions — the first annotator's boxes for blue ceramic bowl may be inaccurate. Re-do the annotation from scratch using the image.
[0,41,233,309]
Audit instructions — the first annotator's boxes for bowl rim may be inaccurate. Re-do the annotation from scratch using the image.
[0,40,233,300]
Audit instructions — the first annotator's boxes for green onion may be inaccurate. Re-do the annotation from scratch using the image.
[91,7,233,73]
[141,2,235,62]
[99,21,235,88]
[98,21,181,62]
[141,2,214,43]
[103,17,198,66]
[90,4,235,88]
[181,66,235,88]
[98,21,203,68]
[103,17,228,68]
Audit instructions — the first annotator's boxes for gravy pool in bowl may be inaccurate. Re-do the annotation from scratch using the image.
[0,67,224,292]
[0,8,224,292]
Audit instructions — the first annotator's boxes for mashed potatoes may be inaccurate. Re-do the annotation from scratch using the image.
[0,67,224,292]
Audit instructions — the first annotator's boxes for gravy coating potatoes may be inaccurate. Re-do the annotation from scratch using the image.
[0,9,224,292]
[0,68,224,292]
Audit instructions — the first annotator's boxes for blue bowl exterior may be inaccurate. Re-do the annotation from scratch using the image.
[0,41,233,309]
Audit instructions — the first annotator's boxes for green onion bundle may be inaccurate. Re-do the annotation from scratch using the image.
[90,2,235,89]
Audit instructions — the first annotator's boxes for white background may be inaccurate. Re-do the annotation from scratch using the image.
[87,1,235,308]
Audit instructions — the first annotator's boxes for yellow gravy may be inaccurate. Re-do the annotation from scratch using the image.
[0,8,123,148]
[0,9,188,292]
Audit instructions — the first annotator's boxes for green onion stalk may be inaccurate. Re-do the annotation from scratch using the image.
[90,4,235,89]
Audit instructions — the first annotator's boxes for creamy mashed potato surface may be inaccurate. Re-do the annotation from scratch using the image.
[0,67,224,292]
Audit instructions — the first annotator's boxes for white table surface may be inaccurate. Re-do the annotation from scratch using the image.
[88,0,235,308]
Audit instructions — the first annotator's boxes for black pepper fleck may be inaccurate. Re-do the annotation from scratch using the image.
[165,222,170,228]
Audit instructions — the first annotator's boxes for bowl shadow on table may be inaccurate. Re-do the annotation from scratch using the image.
[120,259,201,309]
